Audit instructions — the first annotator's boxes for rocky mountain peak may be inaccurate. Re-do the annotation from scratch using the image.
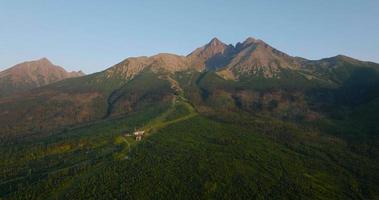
[222,37,301,78]
[38,57,52,63]
[189,38,228,57]
[207,37,225,47]
[0,58,84,97]
[187,38,233,70]
[242,37,259,44]
[105,37,305,79]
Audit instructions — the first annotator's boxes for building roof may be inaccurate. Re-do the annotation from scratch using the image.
[134,130,145,135]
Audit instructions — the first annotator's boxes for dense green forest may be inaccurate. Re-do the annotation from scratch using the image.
[1,97,378,199]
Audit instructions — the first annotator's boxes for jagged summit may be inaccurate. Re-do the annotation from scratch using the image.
[103,37,378,80]
[225,38,301,77]
[38,57,51,62]
[187,37,232,70]
[242,37,260,44]
[188,38,229,57]
[104,37,308,79]
[206,37,225,47]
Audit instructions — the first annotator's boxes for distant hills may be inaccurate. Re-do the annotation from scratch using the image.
[0,58,84,97]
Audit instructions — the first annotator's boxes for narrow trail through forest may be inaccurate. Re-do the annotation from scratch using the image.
[120,75,198,154]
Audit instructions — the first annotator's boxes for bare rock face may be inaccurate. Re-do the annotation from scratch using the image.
[226,38,301,78]
[105,37,303,80]
[187,37,302,78]
[187,37,235,70]
[102,37,371,82]
[2,38,367,99]
[0,58,84,97]
[105,53,192,80]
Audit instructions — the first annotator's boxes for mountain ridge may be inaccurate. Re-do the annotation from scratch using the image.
[102,37,377,81]
[0,58,84,97]
[1,37,378,137]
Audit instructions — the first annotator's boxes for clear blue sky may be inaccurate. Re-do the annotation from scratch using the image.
[1,0,378,73]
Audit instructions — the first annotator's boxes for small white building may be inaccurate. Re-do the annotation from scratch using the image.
[133,130,145,141]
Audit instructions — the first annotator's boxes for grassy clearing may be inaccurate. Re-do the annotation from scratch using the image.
[143,95,197,135]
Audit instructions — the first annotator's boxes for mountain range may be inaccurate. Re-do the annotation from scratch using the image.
[0,37,378,199]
